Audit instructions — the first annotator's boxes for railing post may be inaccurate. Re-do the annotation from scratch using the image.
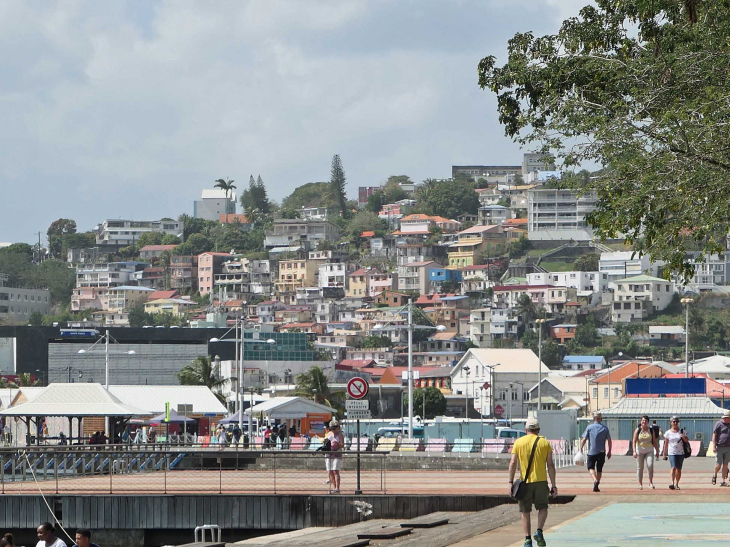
[109,453,113,494]
[273,452,277,495]
[1,453,4,495]
[55,453,59,495]
[164,453,168,495]
[218,456,222,495]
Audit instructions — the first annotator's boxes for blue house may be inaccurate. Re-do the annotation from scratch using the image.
[429,268,463,289]
[562,355,607,371]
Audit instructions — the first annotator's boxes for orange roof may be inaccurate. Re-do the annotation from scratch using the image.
[360,231,375,237]
[401,214,433,221]
[430,216,458,224]
[503,218,528,226]
[592,362,664,384]
[148,290,179,300]
[220,213,250,224]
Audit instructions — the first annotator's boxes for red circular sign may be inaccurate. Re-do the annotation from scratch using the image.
[347,377,369,399]
[494,404,504,417]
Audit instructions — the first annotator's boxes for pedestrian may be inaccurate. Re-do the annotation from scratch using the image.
[36,522,67,547]
[72,529,99,547]
[322,424,331,483]
[263,425,272,448]
[651,420,661,440]
[632,415,658,490]
[289,424,297,438]
[326,420,344,494]
[217,426,227,446]
[580,411,612,492]
[232,424,242,445]
[3,533,15,546]
[711,409,730,486]
[662,416,690,490]
[278,423,286,448]
[508,417,557,547]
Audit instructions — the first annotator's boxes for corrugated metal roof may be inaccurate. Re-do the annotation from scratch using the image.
[246,397,334,419]
[108,385,227,414]
[601,396,725,417]
[0,384,151,417]
[453,349,550,374]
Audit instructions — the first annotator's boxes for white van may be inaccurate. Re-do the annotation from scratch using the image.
[496,427,527,440]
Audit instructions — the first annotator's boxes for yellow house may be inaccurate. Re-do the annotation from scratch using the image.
[144,298,196,316]
[274,259,318,295]
[448,225,506,268]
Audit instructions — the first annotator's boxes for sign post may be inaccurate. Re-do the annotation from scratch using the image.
[346,378,369,495]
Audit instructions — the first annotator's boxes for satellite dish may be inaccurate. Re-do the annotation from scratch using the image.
[230,249,235,255]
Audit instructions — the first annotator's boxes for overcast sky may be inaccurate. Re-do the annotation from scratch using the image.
[1,0,587,244]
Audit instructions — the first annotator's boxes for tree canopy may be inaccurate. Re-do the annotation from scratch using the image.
[241,175,271,215]
[416,177,479,219]
[478,0,730,281]
[281,182,334,210]
[330,154,348,218]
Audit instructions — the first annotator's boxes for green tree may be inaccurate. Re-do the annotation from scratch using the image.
[515,293,537,325]
[161,234,181,245]
[28,312,44,327]
[706,318,727,349]
[240,175,271,214]
[361,335,393,348]
[47,218,77,258]
[574,253,599,272]
[128,305,150,328]
[408,387,447,419]
[282,182,335,210]
[574,314,600,348]
[136,232,164,248]
[330,154,349,218]
[365,178,410,213]
[478,1,730,281]
[15,372,41,387]
[508,235,531,258]
[32,260,76,305]
[348,211,388,239]
[0,243,33,257]
[174,233,212,256]
[293,366,343,411]
[416,178,479,219]
[178,356,226,400]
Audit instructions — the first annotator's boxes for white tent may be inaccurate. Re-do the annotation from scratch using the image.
[245,397,334,419]
[0,383,151,417]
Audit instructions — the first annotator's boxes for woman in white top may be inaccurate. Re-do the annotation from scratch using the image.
[632,415,659,490]
[662,416,689,490]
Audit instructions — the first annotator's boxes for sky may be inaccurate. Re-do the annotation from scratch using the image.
[0,0,588,244]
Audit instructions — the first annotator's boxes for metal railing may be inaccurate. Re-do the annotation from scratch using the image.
[0,448,387,495]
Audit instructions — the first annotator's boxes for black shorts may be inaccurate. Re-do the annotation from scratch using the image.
[587,452,606,472]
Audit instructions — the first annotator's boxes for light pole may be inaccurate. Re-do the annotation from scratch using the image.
[508,382,513,426]
[535,318,546,413]
[484,363,498,437]
[373,300,445,438]
[463,366,470,420]
[77,329,136,389]
[209,333,276,432]
[681,296,693,378]
[479,386,485,442]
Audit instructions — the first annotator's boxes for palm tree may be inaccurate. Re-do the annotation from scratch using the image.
[516,293,537,325]
[14,373,40,387]
[214,178,237,209]
[293,366,343,412]
[178,356,226,403]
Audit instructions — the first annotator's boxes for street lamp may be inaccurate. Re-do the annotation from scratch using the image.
[77,329,136,389]
[681,296,694,378]
[535,318,547,413]
[210,332,275,431]
[373,300,446,438]
[463,365,471,420]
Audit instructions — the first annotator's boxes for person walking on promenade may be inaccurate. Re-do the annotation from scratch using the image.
[322,424,331,484]
[508,418,557,547]
[662,416,690,490]
[326,420,344,494]
[580,411,612,492]
[711,410,730,485]
[632,415,659,490]
[36,523,67,547]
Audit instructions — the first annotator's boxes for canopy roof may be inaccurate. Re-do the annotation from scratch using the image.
[246,397,334,419]
[148,409,195,424]
[0,383,151,417]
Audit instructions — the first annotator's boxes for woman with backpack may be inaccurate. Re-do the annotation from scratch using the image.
[662,416,690,490]
[632,415,659,490]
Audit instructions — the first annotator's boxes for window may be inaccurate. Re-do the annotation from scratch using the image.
[603,388,609,397]
[511,391,518,401]
[523,391,530,401]
[613,388,620,398]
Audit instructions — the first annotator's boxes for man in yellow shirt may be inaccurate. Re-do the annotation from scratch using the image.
[508,418,557,547]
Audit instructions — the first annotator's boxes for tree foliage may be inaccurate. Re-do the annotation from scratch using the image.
[173,233,213,256]
[361,335,393,348]
[416,177,479,219]
[347,211,388,239]
[478,0,730,281]
[241,175,271,215]
[408,387,447,420]
[574,253,600,272]
[293,365,343,412]
[330,154,348,218]
[365,178,410,213]
[281,182,334,210]
[178,356,225,392]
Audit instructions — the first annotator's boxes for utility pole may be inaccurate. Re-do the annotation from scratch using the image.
[407,298,414,439]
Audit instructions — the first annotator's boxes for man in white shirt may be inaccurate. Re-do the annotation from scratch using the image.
[36,522,67,547]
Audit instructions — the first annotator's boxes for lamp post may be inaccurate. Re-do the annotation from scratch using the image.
[479,386,485,442]
[77,329,137,389]
[681,296,693,378]
[373,301,445,439]
[209,333,276,432]
[463,366,471,420]
[535,318,546,414]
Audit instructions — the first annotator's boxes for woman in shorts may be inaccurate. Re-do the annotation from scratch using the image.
[326,420,344,494]
[662,416,689,490]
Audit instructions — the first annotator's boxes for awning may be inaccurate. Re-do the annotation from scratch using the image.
[245,397,334,419]
[147,409,196,424]
[0,383,151,417]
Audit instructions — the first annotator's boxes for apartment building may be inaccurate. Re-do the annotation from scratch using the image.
[448,225,506,268]
[0,275,51,321]
[611,275,674,323]
[193,188,236,221]
[527,271,608,293]
[170,255,198,293]
[599,251,658,286]
[264,219,341,251]
[451,165,522,184]
[95,219,181,248]
[275,259,319,297]
[478,205,512,226]
[346,268,395,298]
[318,262,354,290]
[198,253,231,296]
[139,245,176,260]
[256,300,285,324]
[72,262,147,311]
[527,188,596,237]
[522,152,556,175]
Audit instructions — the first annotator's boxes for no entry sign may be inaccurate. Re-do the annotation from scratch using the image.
[347,377,369,399]
[494,404,504,417]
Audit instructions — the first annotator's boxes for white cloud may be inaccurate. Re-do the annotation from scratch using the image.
[0,0,566,243]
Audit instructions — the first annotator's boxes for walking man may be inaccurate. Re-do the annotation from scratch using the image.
[712,409,730,485]
[580,411,612,492]
[508,418,557,547]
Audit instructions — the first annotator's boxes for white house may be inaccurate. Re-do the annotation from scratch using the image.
[611,275,674,323]
[450,349,550,420]
[527,271,607,293]
[600,251,659,287]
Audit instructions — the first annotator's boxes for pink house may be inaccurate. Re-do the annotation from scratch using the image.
[198,252,231,295]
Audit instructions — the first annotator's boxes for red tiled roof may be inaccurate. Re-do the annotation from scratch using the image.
[503,218,528,226]
[592,363,664,384]
[220,213,250,224]
[258,300,278,305]
[148,290,179,300]
[360,231,375,238]
[338,359,378,369]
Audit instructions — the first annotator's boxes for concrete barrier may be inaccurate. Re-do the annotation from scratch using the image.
[376,438,399,452]
[482,440,509,454]
[348,437,371,452]
[426,438,449,453]
[452,438,475,453]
